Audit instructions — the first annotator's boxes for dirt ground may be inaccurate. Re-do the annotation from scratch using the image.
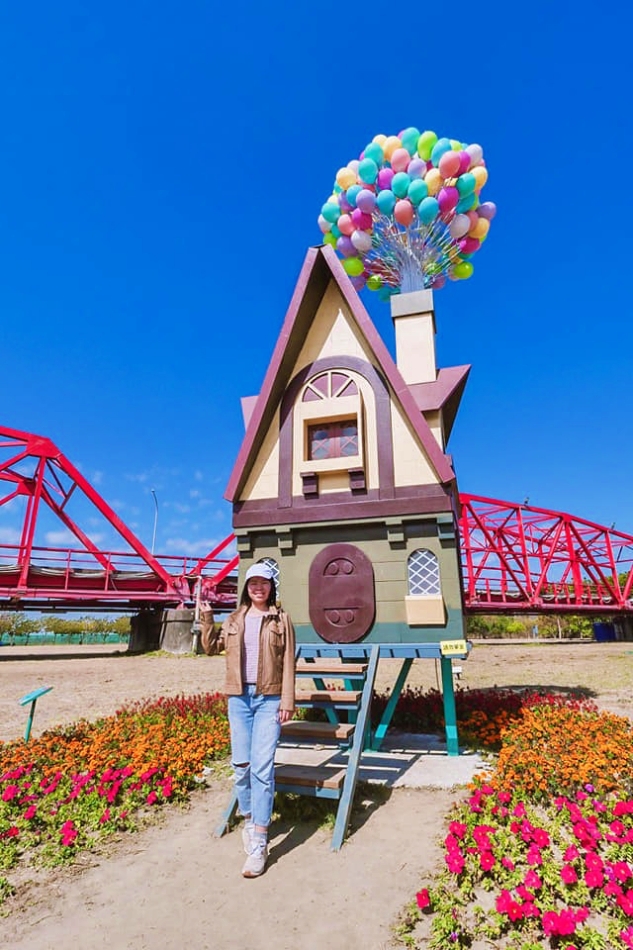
[1,640,632,950]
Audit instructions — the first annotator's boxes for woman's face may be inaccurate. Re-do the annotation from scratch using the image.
[247,576,271,609]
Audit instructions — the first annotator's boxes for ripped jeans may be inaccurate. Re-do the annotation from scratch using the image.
[228,686,281,828]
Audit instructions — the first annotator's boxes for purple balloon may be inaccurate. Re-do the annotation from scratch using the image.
[356,188,376,213]
[338,194,353,214]
[350,274,366,291]
[336,235,356,257]
[407,158,426,179]
[478,201,497,221]
[377,167,394,190]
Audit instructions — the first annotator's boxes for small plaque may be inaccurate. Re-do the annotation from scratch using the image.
[439,639,467,657]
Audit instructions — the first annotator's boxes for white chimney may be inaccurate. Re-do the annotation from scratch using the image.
[390,289,437,386]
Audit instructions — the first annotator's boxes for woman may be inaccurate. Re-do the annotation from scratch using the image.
[219,562,296,878]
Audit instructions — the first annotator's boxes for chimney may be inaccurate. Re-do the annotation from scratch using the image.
[390,289,437,385]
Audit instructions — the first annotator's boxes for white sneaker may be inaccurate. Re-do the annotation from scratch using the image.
[242,838,268,878]
[241,821,255,854]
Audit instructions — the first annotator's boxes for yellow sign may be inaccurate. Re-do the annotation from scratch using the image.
[440,639,468,656]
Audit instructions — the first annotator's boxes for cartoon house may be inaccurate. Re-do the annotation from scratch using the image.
[225,244,470,654]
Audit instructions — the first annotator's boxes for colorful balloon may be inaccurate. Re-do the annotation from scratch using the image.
[318,125,494,295]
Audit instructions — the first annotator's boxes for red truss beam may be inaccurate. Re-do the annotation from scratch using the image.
[0,426,236,611]
[458,494,633,613]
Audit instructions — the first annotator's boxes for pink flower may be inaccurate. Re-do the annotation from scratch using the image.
[60,820,78,846]
[445,851,465,874]
[526,846,543,866]
[2,784,19,802]
[501,856,515,870]
[524,870,542,890]
[584,868,604,888]
[416,888,430,910]
[564,845,580,862]
[479,851,495,871]
[1,826,19,839]
[146,791,158,806]
[99,808,111,825]
[448,821,467,839]
[561,864,578,884]
[620,925,633,949]
[512,802,527,818]
[23,805,37,820]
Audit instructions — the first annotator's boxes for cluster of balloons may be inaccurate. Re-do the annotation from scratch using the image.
[317,127,496,297]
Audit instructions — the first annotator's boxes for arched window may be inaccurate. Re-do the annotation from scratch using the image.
[407,549,441,596]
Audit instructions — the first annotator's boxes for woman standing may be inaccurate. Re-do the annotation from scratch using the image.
[219,563,296,877]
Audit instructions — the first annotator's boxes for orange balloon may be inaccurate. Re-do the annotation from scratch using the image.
[383,135,402,161]
[424,168,442,196]
[471,165,488,189]
[469,217,490,240]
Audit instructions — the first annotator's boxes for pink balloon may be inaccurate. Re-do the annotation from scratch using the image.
[457,151,471,175]
[449,214,470,239]
[458,236,481,255]
[438,186,459,214]
[351,208,372,230]
[356,189,377,213]
[394,199,414,226]
[338,214,355,236]
[390,148,410,173]
[438,151,461,179]
[377,167,394,190]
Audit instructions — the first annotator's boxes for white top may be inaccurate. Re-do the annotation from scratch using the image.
[242,612,262,684]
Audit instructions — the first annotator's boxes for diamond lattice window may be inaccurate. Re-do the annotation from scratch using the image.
[407,549,441,596]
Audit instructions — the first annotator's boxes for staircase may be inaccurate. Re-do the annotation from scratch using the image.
[214,645,379,850]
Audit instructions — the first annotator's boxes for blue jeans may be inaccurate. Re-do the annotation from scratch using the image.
[228,686,281,828]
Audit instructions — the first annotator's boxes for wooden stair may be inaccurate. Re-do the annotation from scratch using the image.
[214,645,380,850]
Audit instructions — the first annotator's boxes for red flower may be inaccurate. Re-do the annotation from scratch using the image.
[2,784,19,802]
[23,805,37,821]
[416,888,431,910]
[479,851,495,871]
[561,864,578,884]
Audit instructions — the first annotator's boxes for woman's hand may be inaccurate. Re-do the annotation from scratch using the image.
[278,708,293,724]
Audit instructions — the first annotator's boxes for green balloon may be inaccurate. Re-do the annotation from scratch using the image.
[400,126,421,155]
[391,172,411,199]
[358,157,379,184]
[454,261,474,280]
[456,172,476,197]
[367,274,382,291]
[343,256,364,277]
[417,130,438,161]
[324,232,337,248]
[321,202,340,224]
[364,142,384,165]
[407,179,428,205]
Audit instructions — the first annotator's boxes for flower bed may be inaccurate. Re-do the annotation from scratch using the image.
[0,693,230,887]
[400,703,633,949]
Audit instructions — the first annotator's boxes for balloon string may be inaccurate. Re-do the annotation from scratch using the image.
[363,211,462,291]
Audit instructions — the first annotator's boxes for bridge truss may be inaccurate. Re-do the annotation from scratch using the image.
[1,426,632,617]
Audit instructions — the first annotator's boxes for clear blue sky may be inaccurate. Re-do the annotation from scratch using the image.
[1,1,632,562]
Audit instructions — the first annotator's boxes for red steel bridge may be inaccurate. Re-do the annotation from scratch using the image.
[1,426,632,616]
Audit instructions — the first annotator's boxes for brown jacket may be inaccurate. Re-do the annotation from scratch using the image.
[218,605,296,712]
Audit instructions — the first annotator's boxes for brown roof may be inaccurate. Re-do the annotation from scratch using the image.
[225,245,456,502]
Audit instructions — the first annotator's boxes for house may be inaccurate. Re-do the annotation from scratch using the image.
[225,244,470,648]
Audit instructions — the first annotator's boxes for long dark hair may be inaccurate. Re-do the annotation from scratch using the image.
[239,576,278,609]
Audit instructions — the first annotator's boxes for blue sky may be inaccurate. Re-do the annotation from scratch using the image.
[1,1,632,564]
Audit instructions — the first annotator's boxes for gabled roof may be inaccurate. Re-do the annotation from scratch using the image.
[409,364,471,444]
[225,244,456,503]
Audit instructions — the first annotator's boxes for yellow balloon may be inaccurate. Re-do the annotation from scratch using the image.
[470,217,490,240]
[450,139,461,150]
[454,261,474,280]
[336,167,357,190]
[383,135,402,160]
[372,133,387,147]
[471,165,488,189]
[327,194,339,205]
[424,167,442,196]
